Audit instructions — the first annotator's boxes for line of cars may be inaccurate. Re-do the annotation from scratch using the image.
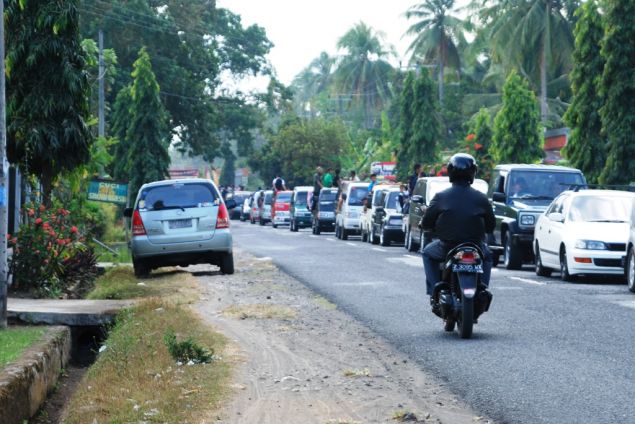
[237,164,635,293]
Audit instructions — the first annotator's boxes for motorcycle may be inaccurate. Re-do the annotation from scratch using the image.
[432,242,493,339]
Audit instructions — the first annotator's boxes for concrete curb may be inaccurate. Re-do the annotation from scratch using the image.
[0,326,71,424]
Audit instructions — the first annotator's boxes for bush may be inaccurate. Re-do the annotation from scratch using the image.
[9,204,98,298]
[163,329,214,364]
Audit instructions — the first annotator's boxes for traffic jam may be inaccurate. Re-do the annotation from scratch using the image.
[227,161,635,295]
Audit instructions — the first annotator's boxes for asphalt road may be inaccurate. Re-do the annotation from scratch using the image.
[230,220,635,424]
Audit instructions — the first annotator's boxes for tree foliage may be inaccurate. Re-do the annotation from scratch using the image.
[492,71,543,163]
[125,48,170,198]
[79,0,273,161]
[251,117,350,187]
[562,1,605,183]
[598,0,635,185]
[465,108,495,181]
[6,0,92,201]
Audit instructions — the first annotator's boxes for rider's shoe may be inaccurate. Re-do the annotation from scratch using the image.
[430,296,442,317]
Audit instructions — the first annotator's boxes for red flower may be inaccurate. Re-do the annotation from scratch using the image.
[466,133,476,142]
[39,205,46,212]
[35,218,43,225]
[474,143,483,151]
[27,209,35,217]
[57,239,65,246]
[70,226,78,234]
[43,259,49,264]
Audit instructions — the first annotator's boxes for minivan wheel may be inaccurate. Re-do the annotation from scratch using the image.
[380,227,390,246]
[133,260,150,278]
[220,253,235,275]
[627,248,635,293]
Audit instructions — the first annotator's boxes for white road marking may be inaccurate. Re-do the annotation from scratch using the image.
[309,235,319,238]
[387,256,421,267]
[325,238,335,242]
[510,276,546,286]
[373,248,388,252]
[346,242,357,247]
[611,300,635,311]
[255,256,272,261]
[492,286,523,291]
[333,281,388,287]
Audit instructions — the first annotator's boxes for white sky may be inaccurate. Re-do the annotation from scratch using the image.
[217,0,471,90]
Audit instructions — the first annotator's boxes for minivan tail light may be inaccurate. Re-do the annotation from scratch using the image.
[132,210,146,236]
[216,203,230,229]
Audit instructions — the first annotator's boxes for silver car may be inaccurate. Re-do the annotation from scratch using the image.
[125,178,236,277]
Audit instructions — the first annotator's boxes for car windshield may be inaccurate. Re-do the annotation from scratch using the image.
[508,171,585,200]
[348,187,368,206]
[320,191,338,202]
[264,192,273,204]
[294,191,309,205]
[276,192,291,202]
[386,192,401,210]
[139,183,217,210]
[568,196,632,222]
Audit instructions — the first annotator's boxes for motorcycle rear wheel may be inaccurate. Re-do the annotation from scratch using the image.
[457,297,474,339]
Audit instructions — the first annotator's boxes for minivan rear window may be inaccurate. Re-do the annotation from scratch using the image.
[276,192,292,202]
[320,191,338,202]
[348,187,368,206]
[138,183,217,210]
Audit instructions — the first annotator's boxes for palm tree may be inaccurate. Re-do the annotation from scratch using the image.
[292,52,335,116]
[404,0,468,106]
[483,0,576,122]
[334,22,396,129]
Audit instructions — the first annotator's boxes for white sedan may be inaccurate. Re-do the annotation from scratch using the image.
[534,190,635,281]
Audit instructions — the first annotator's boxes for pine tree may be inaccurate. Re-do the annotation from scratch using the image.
[409,70,440,166]
[598,0,635,185]
[126,48,170,198]
[492,71,543,163]
[397,72,416,180]
[563,1,605,184]
[110,86,133,181]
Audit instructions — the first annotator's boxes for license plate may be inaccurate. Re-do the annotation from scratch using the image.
[169,219,192,229]
[452,263,483,273]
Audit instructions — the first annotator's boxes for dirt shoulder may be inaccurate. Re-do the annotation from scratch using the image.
[194,248,491,424]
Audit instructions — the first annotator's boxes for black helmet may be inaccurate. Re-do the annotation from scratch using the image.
[447,153,477,184]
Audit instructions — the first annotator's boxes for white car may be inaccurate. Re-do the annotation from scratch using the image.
[335,181,369,240]
[534,189,635,281]
[625,199,635,293]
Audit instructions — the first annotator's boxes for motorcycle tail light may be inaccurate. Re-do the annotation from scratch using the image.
[455,250,479,264]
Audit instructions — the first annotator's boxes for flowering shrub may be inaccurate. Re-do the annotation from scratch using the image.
[9,204,98,298]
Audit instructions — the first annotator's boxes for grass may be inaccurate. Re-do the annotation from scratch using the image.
[86,267,199,303]
[95,244,133,264]
[342,368,372,378]
[222,304,297,320]
[314,295,337,310]
[63,299,230,424]
[392,410,419,422]
[0,326,46,368]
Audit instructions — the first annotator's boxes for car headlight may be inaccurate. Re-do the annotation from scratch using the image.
[519,214,535,226]
[574,240,608,250]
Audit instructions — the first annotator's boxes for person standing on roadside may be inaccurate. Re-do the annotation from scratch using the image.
[323,167,334,188]
[349,170,360,182]
[409,163,421,194]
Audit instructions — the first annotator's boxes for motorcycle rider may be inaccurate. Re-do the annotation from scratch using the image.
[421,153,495,311]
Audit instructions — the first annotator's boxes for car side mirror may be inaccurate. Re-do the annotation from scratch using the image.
[225,199,237,209]
[492,192,506,202]
[123,207,133,218]
[411,195,424,204]
[548,212,565,223]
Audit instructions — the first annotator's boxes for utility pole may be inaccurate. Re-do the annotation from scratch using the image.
[0,0,9,329]
[98,30,105,138]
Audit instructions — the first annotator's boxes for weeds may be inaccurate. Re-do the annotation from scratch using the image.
[163,329,214,364]
[342,368,372,378]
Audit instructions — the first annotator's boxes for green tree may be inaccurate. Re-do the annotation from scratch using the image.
[465,108,495,181]
[110,86,134,180]
[483,0,576,123]
[6,0,92,203]
[219,146,237,187]
[492,71,543,163]
[335,22,396,129]
[126,48,170,198]
[80,0,273,160]
[562,1,605,184]
[598,0,635,184]
[252,117,350,187]
[397,72,416,179]
[404,0,468,106]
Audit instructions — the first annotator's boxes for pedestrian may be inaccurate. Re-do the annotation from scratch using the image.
[349,170,360,182]
[333,169,342,189]
[272,176,287,193]
[368,173,377,193]
[312,167,324,215]
[409,164,421,194]
[323,168,334,188]
[398,183,409,213]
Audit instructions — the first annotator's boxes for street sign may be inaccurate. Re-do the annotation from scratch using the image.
[87,179,128,204]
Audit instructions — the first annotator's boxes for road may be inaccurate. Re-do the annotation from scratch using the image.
[231,220,635,424]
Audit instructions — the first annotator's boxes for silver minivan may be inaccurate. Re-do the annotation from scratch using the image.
[125,179,236,277]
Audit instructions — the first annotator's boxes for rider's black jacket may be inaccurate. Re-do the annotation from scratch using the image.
[421,182,495,246]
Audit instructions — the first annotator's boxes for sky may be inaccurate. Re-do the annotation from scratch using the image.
[216,0,471,90]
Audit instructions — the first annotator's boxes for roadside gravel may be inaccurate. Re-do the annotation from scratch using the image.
[193,248,491,424]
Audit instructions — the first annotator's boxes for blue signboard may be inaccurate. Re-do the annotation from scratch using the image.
[87,180,128,204]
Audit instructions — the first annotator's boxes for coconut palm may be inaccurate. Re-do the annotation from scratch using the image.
[334,22,396,129]
[482,0,576,122]
[292,52,335,116]
[403,0,468,106]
